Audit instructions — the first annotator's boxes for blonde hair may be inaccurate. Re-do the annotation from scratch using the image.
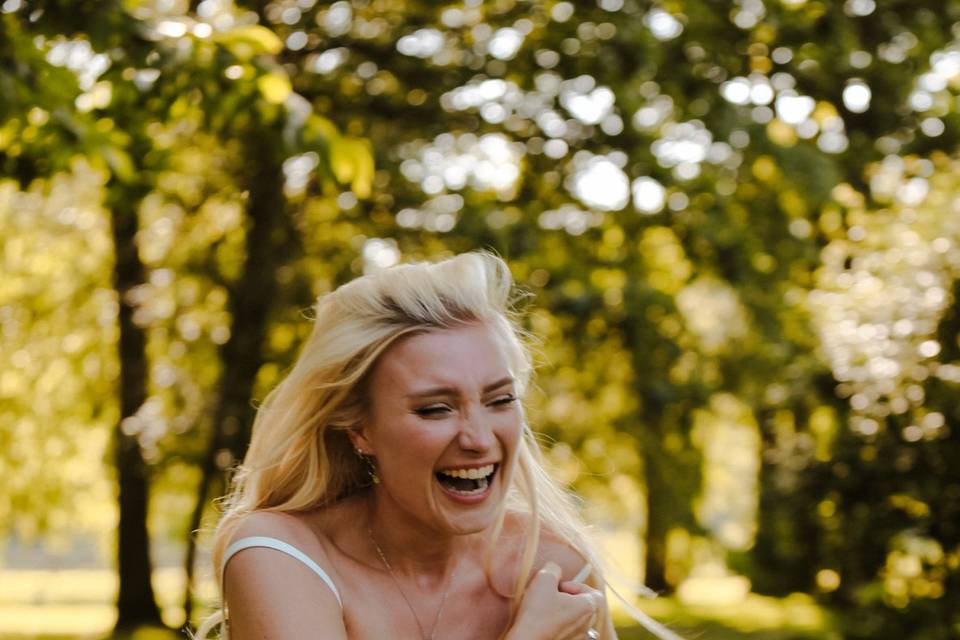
[193,251,659,639]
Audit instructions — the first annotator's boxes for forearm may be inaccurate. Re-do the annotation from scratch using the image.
[501,623,539,640]
[501,611,612,640]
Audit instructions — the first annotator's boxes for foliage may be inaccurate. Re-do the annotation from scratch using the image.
[3,0,960,636]
[0,163,115,543]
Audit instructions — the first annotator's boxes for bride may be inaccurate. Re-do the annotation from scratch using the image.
[193,252,671,639]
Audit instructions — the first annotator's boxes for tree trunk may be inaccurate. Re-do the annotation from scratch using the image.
[618,280,702,593]
[183,129,293,620]
[637,409,705,593]
[110,192,165,631]
[641,442,670,592]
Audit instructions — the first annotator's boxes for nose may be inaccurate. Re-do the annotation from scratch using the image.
[457,406,495,452]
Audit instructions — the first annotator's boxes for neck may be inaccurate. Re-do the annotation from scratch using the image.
[365,489,485,578]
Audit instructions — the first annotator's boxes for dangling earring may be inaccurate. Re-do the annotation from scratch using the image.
[355,447,380,485]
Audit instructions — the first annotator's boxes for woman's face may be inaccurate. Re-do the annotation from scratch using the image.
[355,322,523,535]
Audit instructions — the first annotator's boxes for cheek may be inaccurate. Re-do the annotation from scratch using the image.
[377,419,450,467]
[495,414,523,458]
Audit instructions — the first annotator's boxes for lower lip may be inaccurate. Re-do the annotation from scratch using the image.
[436,468,498,504]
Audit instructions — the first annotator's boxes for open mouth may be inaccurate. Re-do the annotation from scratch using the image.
[435,463,498,496]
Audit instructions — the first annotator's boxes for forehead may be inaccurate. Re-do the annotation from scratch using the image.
[371,323,512,390]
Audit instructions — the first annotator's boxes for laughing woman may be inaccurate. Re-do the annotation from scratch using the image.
[193,252,673,640]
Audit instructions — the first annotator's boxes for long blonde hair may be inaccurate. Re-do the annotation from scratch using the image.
[194,251,656,639]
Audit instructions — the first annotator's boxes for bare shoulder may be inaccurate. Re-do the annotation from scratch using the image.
[226,509,340,578]
[230,509,326,547]
[223,510,346,640]
[502,511,590,582]
[537,526,591,581]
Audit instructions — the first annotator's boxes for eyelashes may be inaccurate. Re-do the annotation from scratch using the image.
[413,395,517,418]
[491,395,518,407]
[414,406,450,418]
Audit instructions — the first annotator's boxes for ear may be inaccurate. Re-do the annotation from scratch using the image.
[348,426,375,456]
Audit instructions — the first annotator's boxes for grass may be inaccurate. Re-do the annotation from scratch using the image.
[0,568,198,639]
[0,569,838,639]
[614,592,840,639]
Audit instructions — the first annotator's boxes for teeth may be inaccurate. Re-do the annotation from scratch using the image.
[438,464,495,480]
[447,477,490,495]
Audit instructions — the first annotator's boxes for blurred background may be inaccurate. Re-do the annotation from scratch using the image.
[2,0,960,638]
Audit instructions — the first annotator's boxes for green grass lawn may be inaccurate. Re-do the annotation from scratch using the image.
[613,590,839,640]
[0,569,837,639]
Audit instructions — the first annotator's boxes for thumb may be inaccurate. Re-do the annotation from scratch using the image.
[559,580,593,595]
[534,561,562,587]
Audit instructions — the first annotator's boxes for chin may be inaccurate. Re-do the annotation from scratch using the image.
[444,508,503,536]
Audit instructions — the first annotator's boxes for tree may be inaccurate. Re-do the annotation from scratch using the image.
[2,1,365,629]
[241,0,960,596]
[7,1,960,636]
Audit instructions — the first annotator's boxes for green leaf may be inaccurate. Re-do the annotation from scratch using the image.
[257,71,292,105]
[330,136,374,198]
[215,25,284,60]
[100,144,135,182]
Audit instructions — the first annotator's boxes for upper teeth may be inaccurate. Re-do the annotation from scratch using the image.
[439,464,495,480]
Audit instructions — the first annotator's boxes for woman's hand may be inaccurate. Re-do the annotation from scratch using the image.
[505,562,604,640]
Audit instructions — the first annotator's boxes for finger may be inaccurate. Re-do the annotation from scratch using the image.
[557,590,601,619]
[558,580,593,595]
[568,590,603,626]
[587,590,603,622]
[534,561,562,587]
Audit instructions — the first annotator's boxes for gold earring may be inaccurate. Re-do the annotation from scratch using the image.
[355,447,380,485]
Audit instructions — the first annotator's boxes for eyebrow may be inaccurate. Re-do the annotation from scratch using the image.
[406,376,515,399]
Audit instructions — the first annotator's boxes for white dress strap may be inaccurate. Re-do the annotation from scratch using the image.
[223,535,343,607]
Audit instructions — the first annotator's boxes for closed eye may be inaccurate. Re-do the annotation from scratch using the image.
[490,395,517,408]
[414,405,451,418]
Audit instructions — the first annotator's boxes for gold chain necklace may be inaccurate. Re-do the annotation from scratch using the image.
[368,528,456,640]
